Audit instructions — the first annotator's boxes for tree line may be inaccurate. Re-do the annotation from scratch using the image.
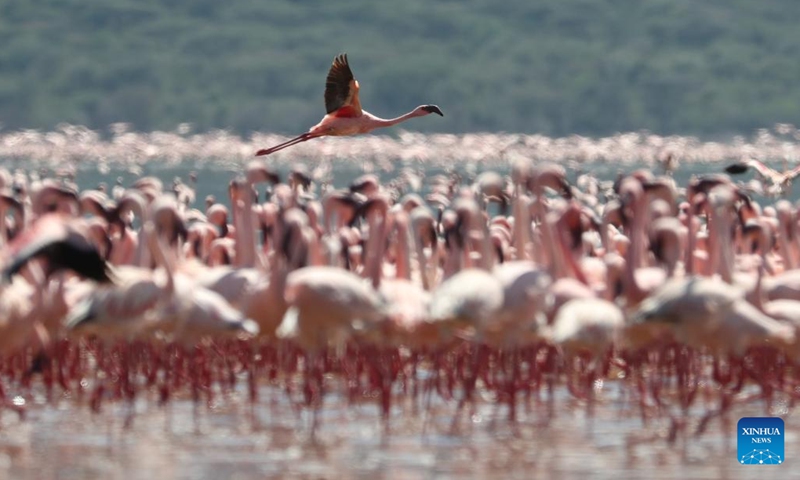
[0,0,798,137]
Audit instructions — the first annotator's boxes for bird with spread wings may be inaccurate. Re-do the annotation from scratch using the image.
[255,54,443,156]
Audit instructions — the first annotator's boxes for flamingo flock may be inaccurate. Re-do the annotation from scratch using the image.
[1,155,800,438]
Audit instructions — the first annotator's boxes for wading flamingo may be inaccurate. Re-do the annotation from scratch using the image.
[255,54,443,156]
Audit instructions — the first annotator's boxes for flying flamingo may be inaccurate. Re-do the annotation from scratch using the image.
[254,54,444,156]
[725,158,800,197]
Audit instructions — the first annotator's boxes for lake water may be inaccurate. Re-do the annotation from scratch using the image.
[0,372,793,480]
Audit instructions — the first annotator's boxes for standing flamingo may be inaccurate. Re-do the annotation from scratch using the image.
[255,54,443,156]
[550,297,624,407]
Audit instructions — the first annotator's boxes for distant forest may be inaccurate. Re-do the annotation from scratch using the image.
[0,0,799,137]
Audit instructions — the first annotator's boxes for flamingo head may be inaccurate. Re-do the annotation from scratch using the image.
[419,105,444,116]
[246,160,281,186]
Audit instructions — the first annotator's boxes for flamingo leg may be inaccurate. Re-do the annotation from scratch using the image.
[255,132,318,156]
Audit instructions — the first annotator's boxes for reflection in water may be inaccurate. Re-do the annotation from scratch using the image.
[0,379,792,480]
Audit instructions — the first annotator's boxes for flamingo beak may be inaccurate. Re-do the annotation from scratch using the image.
[422,105,444,116]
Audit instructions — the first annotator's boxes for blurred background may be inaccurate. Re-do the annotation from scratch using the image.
[1,0,799,137]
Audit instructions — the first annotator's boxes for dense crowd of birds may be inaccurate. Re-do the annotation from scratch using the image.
[2,154,800,437]
[3,122,800,171]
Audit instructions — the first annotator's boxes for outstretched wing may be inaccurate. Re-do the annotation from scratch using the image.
[2,229,113,284]
[324,53,362,116]
[785,163,800,182]
[745,159,779,182]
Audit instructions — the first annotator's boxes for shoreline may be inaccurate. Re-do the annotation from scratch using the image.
[1,124,799,169]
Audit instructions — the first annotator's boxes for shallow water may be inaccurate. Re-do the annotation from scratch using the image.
[0,378,794,480]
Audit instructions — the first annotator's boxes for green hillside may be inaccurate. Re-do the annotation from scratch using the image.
[0,0,798,136]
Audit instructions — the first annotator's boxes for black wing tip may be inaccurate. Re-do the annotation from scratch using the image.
[72,260,114,284]
[3,236,116,285]
[92,262,116,284]
[725,163,750,175]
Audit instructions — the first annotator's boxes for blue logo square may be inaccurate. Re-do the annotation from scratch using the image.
[738,417,784,465]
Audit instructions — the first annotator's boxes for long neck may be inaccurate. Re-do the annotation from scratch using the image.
[234,187,256,269]
[145,224,175,295]
[554,214,589,284]
[627,198,650,271]
[476,212,494,271]
[364,211,389,289]
[412,226,430,290]
[116,195,148,268]
[748,227,770,309]
[534,195,566,278]
[684,205,697,276]
[395,218,412,281]
[600,212,613,256]
[512,194,532,261]
[369,109,423,128]
[622,193,648,303]
[779,209,799,270]
[712,206,734,284]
